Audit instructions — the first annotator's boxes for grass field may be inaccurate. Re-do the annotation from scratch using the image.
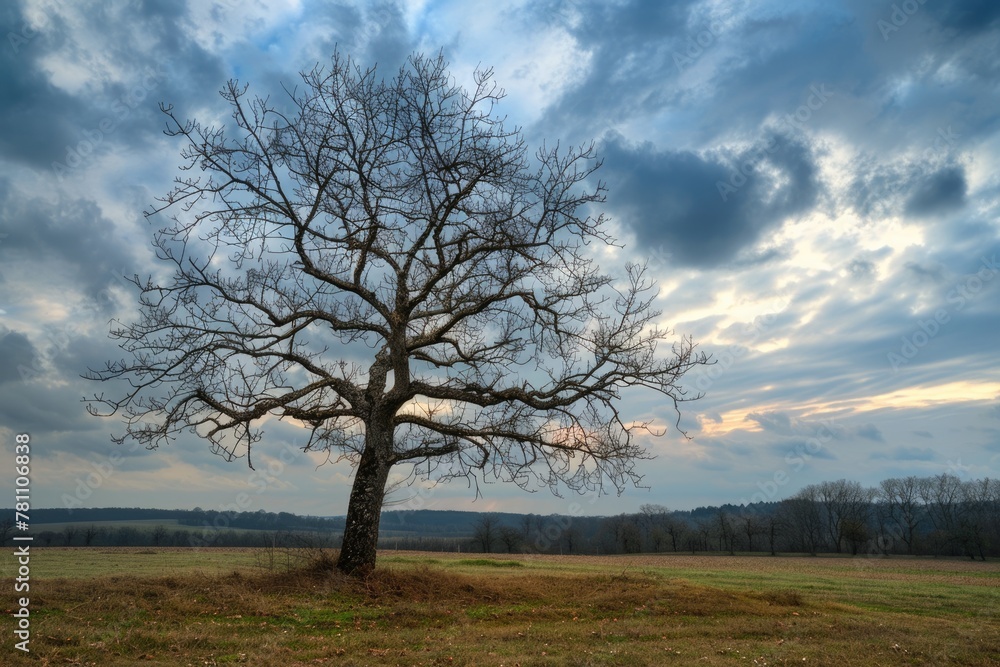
[5,548,999,666]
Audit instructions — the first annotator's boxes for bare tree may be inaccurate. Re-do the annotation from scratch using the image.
[780,491,823,555]
[620,518,642,553]
[473,514,500,553]
[716,509,737,554]
[693,518,713,553]
[814,479,874,553]
[878,476,922,554]
[958,478,993,561]
[765,514,782,556]
[561,524,581,554]
[664,514,687,552]
[918,473,963,535]
[739,513,764,553]
[83,524,101,547]
[63,525,77,546]
[639,503,670,552]
[497,525,522,553]
[520,514,538,543]
[86,51,707,575]
[151,524,169,547]
[0,518,13,546]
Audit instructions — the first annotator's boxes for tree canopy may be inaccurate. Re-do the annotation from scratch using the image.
[87,51,708,574]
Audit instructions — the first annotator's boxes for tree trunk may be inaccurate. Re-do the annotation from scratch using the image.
[336,429,392,576]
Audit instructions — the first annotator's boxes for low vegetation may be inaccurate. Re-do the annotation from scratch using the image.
[7,549,998,665]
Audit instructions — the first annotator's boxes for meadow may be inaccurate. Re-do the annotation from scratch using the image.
[5,548,998,666]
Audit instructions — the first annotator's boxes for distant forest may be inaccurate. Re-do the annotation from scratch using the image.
[6,473,998,559]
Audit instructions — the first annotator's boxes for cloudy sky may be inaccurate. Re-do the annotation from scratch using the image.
[2,0,999,519]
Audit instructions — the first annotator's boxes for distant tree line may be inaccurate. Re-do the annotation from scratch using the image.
[23,507,344,531]
[19,524,341,549]
[463,474,998,560]
[5,474,997,558]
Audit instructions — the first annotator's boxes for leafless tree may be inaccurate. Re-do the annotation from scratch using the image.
[473,514,500,553]
[664,514,687,552]
[716,509,737,554]
[85,51,708,575]
[693,518,713,553]
[878,476,922,554]
[151,524,169,547]
[639,503,670,551]
[63,525,77,546]
[739,513,765,553]
[814,479,874,553]
[0,518,12,546]
[497,525,522,553]
[765,514,782,556]
[780,491,823,555]
[520,513,539,543]
[83,524,101,546]
[561,524,582,554]
[917,473,963,535]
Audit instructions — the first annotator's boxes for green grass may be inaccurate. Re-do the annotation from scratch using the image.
[0,546,261,579]
[453,557,525,568]
[6,549,1000,666]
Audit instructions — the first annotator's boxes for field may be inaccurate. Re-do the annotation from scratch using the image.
[5,548,999,666]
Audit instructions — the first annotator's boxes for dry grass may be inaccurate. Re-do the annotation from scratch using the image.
[7,549,999,666]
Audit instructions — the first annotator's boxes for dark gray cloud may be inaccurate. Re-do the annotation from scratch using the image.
[0,379,92,434]
[0,1,225,173]
[855,424,884,442]
[0,181,143,309]
[903,261,947,283]
[534,0,694,137]
[905,166,967,218]
[929,0,1000,32]
[0,330,38,384]
[0,3,94,168]
[746,411,795,436]
[601,131,821,267]
[849,161,968,221]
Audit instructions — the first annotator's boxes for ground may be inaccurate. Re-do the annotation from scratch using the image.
[4,548,999,666]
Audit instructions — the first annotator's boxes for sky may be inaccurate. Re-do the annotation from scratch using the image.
[1,0,999,519]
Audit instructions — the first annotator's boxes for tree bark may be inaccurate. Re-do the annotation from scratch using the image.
[336,426,392,576]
